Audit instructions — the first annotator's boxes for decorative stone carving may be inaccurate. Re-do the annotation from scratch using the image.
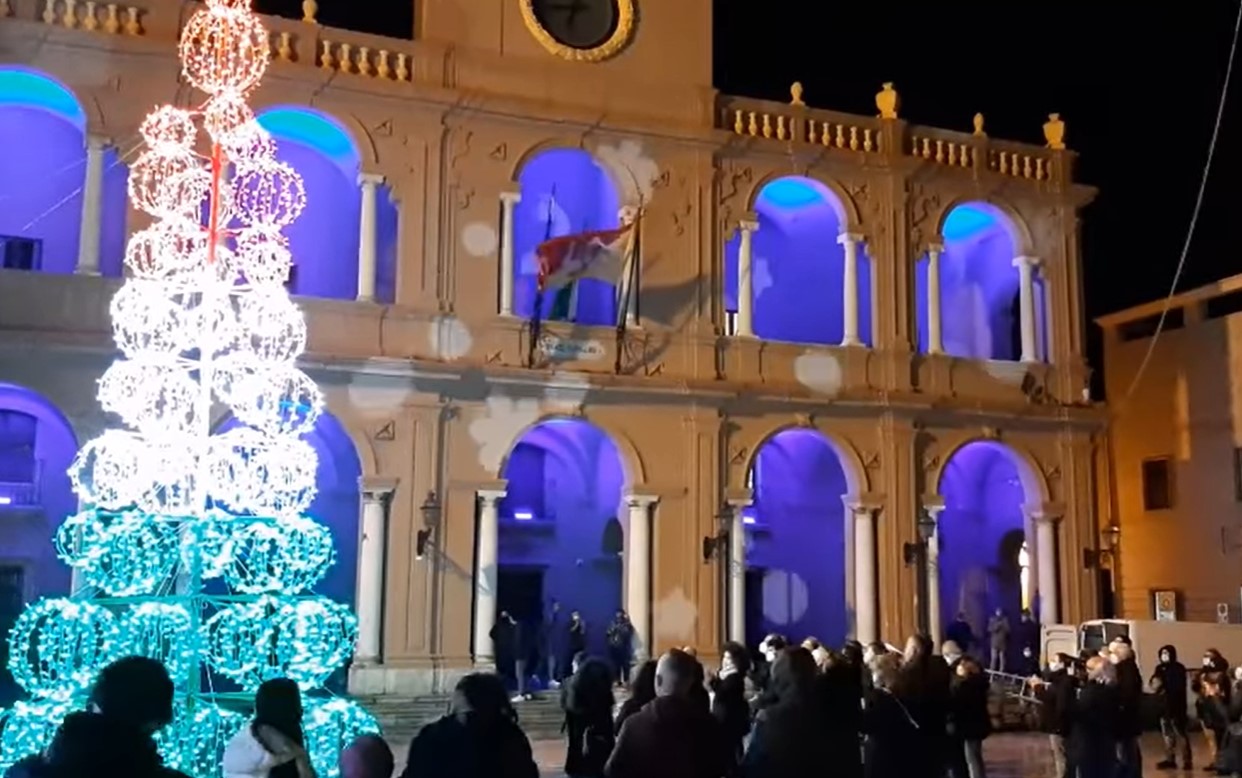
[862,450,880,470]
[980,426,1000,440]
[908,183,943,252]
[921,452,941,473]
[717,164,753,237]
[374,420,396,441]
[729,445,748,465]
[489,143,508,161]
[373,119,393,137]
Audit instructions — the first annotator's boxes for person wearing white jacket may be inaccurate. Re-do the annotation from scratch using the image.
[222,678,317,778]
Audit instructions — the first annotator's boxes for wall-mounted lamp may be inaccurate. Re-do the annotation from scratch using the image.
[415,490,441,560]
[702,504,733,562]
[903,512,937,566]
[1083,523,1121,569]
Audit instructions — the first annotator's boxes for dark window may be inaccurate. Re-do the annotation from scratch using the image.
[1142,457,1173,511]
[1235,448,1242,502]
[1206,290,1242,321]
[1118,309,1184,342]
[0,236,41,271]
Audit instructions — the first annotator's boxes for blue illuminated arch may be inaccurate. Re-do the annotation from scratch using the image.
[942,204,999,241]
[0,68,86,130]
[257,107,361,174]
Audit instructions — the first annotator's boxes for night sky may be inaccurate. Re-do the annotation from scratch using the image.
[257,1,1242,390]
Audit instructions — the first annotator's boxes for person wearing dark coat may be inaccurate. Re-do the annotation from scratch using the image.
[894,634,952,778]
[1071,656,1122,778]
[1198,671,1233,773]
[562,654,616,777]
[1031,653,1077,778]
[708,642,751,770]
[862,653,923,778]
[541,600,566,686]
[1150,643,1191,769]
[946,613,975,655]
[814,651,863,778]
[4,656,190,778]
[946,657,991,778]
[615,660,657,734]
[566,611,588,668]
[1108,638,1144,778]
[399,672,539,778]
[605,649,729,778]
[490,612,518,689]
[741,647,833,778]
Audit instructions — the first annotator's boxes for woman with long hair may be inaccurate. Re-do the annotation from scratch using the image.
[615,659,657,733]
[742,647,831,778]
[562,654,615,777]
[222,678,314,778]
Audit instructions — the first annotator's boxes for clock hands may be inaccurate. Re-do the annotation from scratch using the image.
[545,0,592,29]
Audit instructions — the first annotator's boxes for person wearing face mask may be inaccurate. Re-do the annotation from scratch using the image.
[1029,653,1077,778]
[1071,656,1121,778]
[861,653,922,778]
[1108,637,1143,778]
[1150,644,1191,770]
[709,642,751,769]
[750,634,787,708]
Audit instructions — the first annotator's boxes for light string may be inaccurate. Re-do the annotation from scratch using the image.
[0,1,378,774]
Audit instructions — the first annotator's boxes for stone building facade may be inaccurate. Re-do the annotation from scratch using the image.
[0,0,1102,696]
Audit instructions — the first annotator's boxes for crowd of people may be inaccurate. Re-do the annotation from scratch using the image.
[490,603,635,699]
[10,632,1242,778]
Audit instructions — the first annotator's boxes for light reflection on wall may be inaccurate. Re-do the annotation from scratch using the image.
[723,176,872,346]
[745,428,848,648]
[512,149,620,325]
[936,440,1031,644]
[0,68,127,277]
[498,418,625,657]
[257,107,398,302]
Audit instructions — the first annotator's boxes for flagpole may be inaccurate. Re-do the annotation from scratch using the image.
[614,211,641,374]
[528,186,557,368]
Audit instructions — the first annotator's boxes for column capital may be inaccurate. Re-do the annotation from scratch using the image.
[86,134,110,151]
[922,503,946,520]
[625,493,660,509]
[477,488,507,504]
[499,189,522,205]
[926,241,945,254]
[359,476,398,498]
[837,231,866,246]
[358,171,385,187]
[1025,502,1065,523]
[738,218,760,233]
[1013,254,1040,269]
[843,498,883,516]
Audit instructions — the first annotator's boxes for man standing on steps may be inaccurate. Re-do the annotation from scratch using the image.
[541,599,565,688]
[987,608,1010,673]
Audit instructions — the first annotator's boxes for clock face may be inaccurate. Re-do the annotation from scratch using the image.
[530,0,620,51]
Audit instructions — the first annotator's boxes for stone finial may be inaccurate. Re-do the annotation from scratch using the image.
[301,0,318,24]
[972,113,985,136]
[1043,112,1066,150]
[876,82,899,119]
[790,81,806,106]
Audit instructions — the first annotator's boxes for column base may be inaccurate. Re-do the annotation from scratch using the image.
[74,268,101,276]
[839,337,863,348]
[348,662,474,696]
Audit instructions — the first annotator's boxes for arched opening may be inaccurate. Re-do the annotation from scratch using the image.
[916,202,1041,361]
[214,410,362,606]
[724,176,872,346]
[0,383,79,706]
[497,418,626,684]
[0,68,127,277]
[744,428,851,648]
[512,148,621,326]
[256,108,398,302]
[936,440,1039,660]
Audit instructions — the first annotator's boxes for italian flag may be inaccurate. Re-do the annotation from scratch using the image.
[536,222,637,294]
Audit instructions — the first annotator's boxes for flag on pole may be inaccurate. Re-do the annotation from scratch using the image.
[536,222,637,296]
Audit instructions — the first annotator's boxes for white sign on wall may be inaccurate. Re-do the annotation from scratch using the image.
[538,334,605,362]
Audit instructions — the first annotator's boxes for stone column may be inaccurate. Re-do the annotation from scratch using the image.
[499,191,521,316]
[926,243,944,354]
[356,173,384,301]
[1035,512,1060,624]
[839,233,863,346]
[473,489,506,667]
[851,502,878,645]
[354,485,392,665]
[625,494,658,661]
[924,504,945,646]
[76,135,106,275]
[1013,256,1040,362]
[727,499,749,645]
[736,220,759,337]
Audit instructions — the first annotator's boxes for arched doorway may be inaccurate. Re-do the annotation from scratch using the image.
[498,418,626,674]
[511,148,621,325]
[936,440,1041,662]
[0,383,79,706]
[0,68,127,277]
[744,428,851,648]
[256,108,398,302]
[724,176,872,346]
[915,202,1045,361]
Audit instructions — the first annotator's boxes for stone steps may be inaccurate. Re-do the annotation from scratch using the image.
[362,693,571,744]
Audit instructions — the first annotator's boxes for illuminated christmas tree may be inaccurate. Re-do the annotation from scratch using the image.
[0,0,378,774]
